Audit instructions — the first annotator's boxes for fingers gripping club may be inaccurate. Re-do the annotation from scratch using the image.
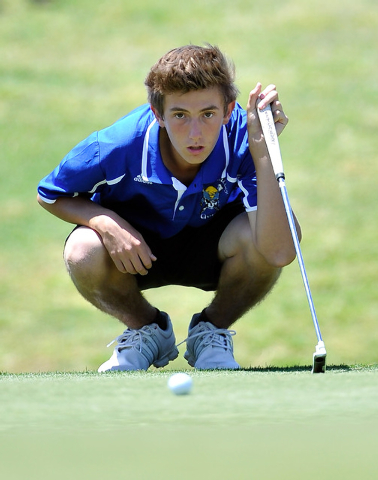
[256,102,285,179]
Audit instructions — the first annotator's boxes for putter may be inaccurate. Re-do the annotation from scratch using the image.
[257,100,327,373]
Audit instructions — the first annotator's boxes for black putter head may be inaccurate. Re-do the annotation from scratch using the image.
[312,341,327,374]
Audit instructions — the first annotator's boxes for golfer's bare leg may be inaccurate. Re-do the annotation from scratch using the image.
[205,212,281,329]
[64,227,156,329]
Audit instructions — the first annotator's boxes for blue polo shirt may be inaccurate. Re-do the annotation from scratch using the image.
[38,103,257,239]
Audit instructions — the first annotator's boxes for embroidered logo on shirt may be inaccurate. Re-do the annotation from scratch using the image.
[134,174,153,184]
[200,179,228,219]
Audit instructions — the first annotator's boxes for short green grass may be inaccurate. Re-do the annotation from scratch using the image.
[1,365,377,430]
[1,366,378,479]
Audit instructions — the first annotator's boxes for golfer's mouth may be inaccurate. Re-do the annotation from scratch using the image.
[187,145,205,155]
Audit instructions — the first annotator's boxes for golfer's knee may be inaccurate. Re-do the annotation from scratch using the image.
[232,222,261,263]
[64,227,107,280]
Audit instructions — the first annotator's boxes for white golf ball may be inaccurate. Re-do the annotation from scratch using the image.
[167,373,193,395]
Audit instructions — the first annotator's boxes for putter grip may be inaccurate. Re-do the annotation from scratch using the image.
[256,101,285,179]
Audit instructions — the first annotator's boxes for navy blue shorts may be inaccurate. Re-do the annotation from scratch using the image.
[136,200,245,291]
[66,200,245,292]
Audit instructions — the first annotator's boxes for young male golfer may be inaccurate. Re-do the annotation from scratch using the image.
[37,44,301,371]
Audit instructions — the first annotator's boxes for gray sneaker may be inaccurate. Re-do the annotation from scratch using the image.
[98,312,179,372]
[183,313,240,370]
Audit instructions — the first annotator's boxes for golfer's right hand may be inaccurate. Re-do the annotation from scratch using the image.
[98,217,156,275]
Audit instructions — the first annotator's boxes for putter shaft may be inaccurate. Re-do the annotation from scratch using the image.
[256,101,327,372]
[278,178,323,343]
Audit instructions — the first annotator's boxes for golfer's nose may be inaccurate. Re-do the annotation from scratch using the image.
[189,119,201,141]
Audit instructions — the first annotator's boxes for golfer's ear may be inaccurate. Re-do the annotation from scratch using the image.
[223,101,236,124]
[151,106,165,127]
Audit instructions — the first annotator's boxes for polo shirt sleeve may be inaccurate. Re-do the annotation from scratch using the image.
[37,132,103,204]
[227,105,258,212]
[237,150,257,212]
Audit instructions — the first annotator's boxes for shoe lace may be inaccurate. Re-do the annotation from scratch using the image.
[107,325,156,353]
[177,326,236,350]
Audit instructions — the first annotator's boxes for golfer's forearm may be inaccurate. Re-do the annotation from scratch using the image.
[36,194,120,233]
[249,159,302,266]
[256,168,302,249]
[249,208,300,268]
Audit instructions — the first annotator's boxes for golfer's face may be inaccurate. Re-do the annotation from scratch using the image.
[158,88,234,169]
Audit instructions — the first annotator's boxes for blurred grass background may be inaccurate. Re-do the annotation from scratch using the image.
[1,0,377,372]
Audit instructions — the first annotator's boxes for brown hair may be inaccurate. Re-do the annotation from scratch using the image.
[145,44,239,117]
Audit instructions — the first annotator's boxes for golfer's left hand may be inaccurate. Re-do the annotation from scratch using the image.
[247,83,288,139]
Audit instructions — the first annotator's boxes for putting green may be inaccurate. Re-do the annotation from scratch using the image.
[0,368,377,479]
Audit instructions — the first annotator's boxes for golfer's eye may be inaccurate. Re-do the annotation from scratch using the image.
[174,113,185,119]
[204,112,214,118]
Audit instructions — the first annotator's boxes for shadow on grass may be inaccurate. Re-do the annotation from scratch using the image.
[1,364,377,377]
[240,364,352,373]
